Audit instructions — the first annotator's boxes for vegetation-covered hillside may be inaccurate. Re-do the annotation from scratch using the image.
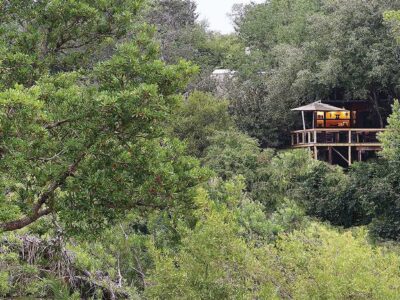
[1,0,400,299]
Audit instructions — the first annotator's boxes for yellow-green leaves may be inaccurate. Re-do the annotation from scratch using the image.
[379,100,400,163]
[145,188,278,300]
[276,223,400,299]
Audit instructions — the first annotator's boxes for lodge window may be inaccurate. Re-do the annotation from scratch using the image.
[315,111,355,128]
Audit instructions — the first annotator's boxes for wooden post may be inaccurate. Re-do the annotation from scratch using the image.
[314,146,318,160]
[312,112,315,129]
[313,130,317,144]
[291,134,294,146]
[302,132,305,144]
[301,111,306,131]
[348,146,352,166]
[358,150,362,162]
[348,130,352,166]
[328,147,333,164]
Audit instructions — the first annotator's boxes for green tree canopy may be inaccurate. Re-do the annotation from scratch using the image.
[380,100,400,163]
[0,0,207,234]
[172,91,234,157]
[0,0,144,87]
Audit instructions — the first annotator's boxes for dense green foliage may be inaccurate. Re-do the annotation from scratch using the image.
[0,0,212,236]
[172,91,234,156]
[2,0,400,299]
[227,0,400,147]
[380,100,400,162]
[146,197,400,299]
[144,0,245,93]
[0,0,144,87]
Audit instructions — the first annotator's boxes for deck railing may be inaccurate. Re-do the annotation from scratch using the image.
[291,128,385,147]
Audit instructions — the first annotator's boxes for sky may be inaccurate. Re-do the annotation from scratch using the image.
[195,0,264,34]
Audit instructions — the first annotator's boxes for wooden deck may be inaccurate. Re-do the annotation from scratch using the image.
[291,128,385,165]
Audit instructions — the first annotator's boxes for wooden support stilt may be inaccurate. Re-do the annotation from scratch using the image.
[312,112,315,129]
[348,130,352,166]
[313,130,317,144]
[290,128,385,167]
[348,146,352,166]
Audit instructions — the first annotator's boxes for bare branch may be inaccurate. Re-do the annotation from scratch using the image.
[38,149,66,162]
[44,119,73,130]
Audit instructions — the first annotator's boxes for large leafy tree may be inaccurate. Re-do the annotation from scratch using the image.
[145,0,200,64]
[302,0,400,126]
[234,0,321,51]
[0,0,206,233]
[144,0,247,93]
[380,100,400,163]
[227,0,322,147]
[364,100,400,240]
[0,0,144,86]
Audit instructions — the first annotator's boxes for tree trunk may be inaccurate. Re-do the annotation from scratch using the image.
[1,208,52,232]
[1,149,89,232]
[369,91,384,128]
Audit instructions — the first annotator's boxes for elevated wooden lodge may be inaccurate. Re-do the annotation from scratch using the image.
[291,101,385,166]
